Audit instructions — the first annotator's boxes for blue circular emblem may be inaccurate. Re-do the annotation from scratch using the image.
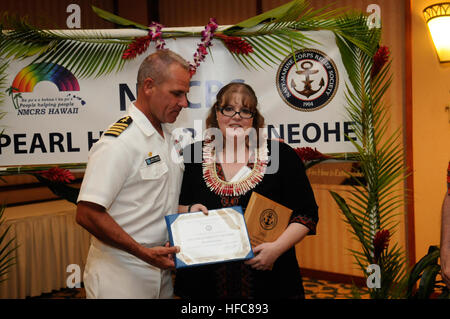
[276,49,339,112]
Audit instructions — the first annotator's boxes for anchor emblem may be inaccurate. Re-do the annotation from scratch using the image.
[291,61,325,98]
[259,209,278,230]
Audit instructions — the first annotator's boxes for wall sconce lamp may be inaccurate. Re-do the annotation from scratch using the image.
[423,3,450,62]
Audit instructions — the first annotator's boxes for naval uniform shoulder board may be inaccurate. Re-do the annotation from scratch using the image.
[104,116,133,137]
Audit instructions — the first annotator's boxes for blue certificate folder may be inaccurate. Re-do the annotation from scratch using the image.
[165,206,254,269]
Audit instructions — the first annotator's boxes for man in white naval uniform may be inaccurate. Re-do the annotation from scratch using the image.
[76,49,191,299]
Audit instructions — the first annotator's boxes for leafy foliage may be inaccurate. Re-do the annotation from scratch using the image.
[406,246,450,299]
[0,57,7,122]
[32,174,79,205]
[220,2,377,71]
[0,13,130,78]
[0,1,379,77]
[329,15,409,298]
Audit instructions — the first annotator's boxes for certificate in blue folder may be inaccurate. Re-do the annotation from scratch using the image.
[165,206,254,269]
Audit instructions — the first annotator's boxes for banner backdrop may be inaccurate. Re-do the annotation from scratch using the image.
[0,29,356,166]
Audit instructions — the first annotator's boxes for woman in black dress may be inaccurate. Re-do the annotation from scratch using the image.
[176,82,318,299]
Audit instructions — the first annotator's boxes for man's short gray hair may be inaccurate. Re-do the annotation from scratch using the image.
[137,49,190,88]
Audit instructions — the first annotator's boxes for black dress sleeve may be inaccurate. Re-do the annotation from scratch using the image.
[178,141,203,206]
[276,141,319,235]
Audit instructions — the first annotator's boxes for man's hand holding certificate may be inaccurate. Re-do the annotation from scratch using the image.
[165,206,254,268]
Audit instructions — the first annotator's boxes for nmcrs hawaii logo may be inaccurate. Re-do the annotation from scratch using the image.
[276,49,338,112]
[7,62,85,114]
[11,62,80,93]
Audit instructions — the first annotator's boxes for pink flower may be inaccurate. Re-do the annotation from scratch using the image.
[204,18,218,33]
[189,18,219,76]
[189,67,197,77]
[198,45,208,56]
[39,167,75,183]
[123,18,218,75]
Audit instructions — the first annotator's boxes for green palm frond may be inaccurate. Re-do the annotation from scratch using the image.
[0,14,130,78]
[331,14,380,56]
[222,1,357,70]
[0,1,383,78]
[329,13,409,297]
[0,57,8,119]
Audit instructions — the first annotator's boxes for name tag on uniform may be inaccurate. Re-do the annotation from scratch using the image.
[145,155,161,166]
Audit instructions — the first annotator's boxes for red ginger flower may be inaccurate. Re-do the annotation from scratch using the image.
[216,34,253,55]
[371,45,389,78]
[294,147,331,162]
[122,22,165,60]
[122,35,151,59]
[373,229,390,263]
[39,167,75,183]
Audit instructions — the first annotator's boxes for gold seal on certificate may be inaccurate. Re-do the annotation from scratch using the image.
[244,192,292,247]
[165,206,254,268]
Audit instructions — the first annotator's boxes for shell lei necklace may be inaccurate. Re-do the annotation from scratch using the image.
[202,139,268,197]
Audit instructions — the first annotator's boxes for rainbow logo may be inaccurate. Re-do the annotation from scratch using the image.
[11,63,80,93]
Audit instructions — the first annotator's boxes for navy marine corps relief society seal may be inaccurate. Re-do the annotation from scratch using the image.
[276,49,339,112]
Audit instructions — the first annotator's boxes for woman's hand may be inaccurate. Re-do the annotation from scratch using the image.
[244,242,282,271]
[178,204,209,215]
[244,223,310,271]
[189,204,209,215]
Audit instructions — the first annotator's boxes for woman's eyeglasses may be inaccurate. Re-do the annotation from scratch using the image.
[219,106,255,119]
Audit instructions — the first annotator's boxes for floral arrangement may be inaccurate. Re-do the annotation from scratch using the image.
[32,167,79,204]
[37,167,75,183]
[122,18,219,76]
[294,147,331,162]
[189,18,219,75]
[0,165,82,204]
[122,22,165,59]
[0,0,362,80]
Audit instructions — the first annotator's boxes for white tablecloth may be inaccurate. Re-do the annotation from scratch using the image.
[0,200,91,298]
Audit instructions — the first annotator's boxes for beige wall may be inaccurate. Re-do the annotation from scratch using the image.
[411,0,450,261]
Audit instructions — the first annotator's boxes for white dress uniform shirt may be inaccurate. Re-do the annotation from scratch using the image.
[78,103,184,244]
[77,103,185,298]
